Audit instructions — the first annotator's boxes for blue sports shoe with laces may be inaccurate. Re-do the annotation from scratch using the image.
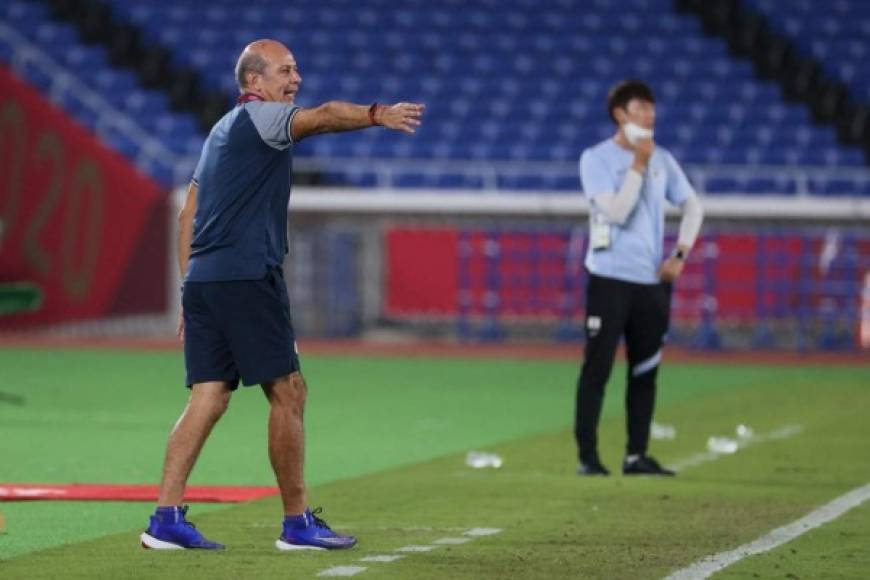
[275,507,357,551]
[140,505,225,550]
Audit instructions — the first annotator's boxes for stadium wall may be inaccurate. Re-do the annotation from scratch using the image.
[0,65,168,329]
[276,188,869,350]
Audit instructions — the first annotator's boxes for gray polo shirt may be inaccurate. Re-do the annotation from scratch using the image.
[187,99,300,282]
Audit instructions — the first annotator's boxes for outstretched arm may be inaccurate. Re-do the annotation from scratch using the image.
[290,102,424,141]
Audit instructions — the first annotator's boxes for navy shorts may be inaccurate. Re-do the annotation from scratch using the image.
[182,267,300,389]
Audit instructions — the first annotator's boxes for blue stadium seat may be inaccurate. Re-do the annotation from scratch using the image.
[809,177,860,196]
[704,177,740,194]
[0,4,205,187]
[746,0,870,104]
[498,174,546,190]
[2,0,866,193]
[742,176,798,195]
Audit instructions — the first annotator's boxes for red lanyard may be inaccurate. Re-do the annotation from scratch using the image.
[237,93,265,104]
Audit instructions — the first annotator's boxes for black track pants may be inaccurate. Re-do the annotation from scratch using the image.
[574,274,672,463]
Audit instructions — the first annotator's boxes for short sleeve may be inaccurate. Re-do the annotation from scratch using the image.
[579,149,614,200]
[246,101,300,150]
[663,151,695,206]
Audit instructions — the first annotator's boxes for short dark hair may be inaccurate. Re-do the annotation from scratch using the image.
[235,52,268,91]
[607,80,655,124]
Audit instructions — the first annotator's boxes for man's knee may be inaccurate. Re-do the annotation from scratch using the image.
[579,358,614,391]
[628,349,662,385]
[189,382,232,420]
[264,372,307,411]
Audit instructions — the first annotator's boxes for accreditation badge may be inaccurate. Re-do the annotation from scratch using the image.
[590,212,611,251]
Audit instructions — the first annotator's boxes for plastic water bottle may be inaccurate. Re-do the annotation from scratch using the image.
[465,451,503,469]
[651,422,677,440]
[736,424,755,440]
[707,437,739,454]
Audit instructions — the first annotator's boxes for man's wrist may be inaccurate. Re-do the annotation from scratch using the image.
[368,103,385,126]
[673,248,687,261]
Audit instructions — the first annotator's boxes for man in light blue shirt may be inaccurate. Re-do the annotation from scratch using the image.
[574,80,704,476]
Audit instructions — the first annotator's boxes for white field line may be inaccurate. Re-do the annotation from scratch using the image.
[316,528,503,577]
[664,483,870,580]
[433,537,472,545]
[463,527,503,537]
[359,555,404,563]
[667,425,804,472]
[317,566,367,577]
[394,545,437,553]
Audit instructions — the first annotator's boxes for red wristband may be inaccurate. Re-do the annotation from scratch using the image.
[368,103,383,126]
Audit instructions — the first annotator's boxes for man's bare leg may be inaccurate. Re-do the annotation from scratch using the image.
[262,372,307,516]
[157,381,232,506]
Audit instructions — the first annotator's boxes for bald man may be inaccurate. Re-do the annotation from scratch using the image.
[140,40,424,551]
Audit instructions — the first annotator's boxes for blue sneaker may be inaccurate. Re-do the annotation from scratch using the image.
[276,507,357,551]
[140,505,225,550]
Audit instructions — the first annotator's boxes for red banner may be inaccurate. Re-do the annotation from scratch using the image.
[385,226,869,324]
[386,228,459,315]
[0,66,167,328]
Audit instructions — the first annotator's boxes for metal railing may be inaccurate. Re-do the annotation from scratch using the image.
[294,156,870,195]
[0,21,198,187]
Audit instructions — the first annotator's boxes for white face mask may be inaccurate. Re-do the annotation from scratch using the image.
[623,122,654,146]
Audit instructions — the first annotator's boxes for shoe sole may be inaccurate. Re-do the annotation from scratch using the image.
[142,533,348,551]
[275,539,328,551]
[140,533,186,550]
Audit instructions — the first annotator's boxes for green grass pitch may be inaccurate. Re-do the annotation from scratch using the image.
[0,347,868,579]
